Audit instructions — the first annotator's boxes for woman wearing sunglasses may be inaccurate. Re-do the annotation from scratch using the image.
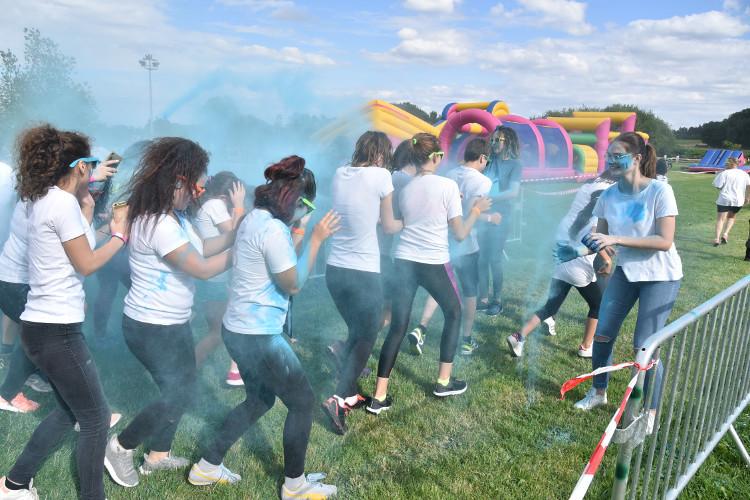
[368,133,491,414]
[0,125,127,499]
[555,132,682,420]
[104,138,238,489]
[477,125,523,316]
[322,131,403,435]
[189,156,340,499]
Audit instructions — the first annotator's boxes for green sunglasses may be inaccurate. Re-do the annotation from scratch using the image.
[428,151,445,159]
[300,197,316,215]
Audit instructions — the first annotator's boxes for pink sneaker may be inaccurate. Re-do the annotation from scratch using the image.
[226,370,244,386]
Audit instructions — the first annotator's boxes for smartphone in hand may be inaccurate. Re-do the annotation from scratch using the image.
[106,151,122,165]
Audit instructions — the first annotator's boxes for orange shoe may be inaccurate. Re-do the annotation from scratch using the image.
[11,392,39,412]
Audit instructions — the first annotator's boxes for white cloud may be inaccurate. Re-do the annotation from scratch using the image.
[364,28,472,66]
[240,45,335,65]
[490,0,595,36]
[214,0,295,10]
[627,10,750,39]
[211,22,294,37]
[402,0,461,14]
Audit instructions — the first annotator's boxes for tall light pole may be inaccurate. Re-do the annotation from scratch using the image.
[139,54,159,138]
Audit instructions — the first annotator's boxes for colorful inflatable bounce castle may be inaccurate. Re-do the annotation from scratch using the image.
[686,149,747,172]
[314,100,650,181]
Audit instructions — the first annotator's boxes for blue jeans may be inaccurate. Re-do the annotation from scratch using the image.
[591,268,681,410]
[203,329,315,478]
[477,216,511,303]
[9,321,111,500]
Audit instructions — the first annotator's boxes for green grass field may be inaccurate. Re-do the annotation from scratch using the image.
[2,169,750,499]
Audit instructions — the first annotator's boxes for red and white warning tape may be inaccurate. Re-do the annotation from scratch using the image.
[561,360,657,500]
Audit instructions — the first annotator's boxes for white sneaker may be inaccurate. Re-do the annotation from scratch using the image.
[646,412,656,435]
[506,333,524,357]
[573,388,607,410]
[542,317,557,336]
[577,345,592,358]
[281,475,337,499]
[0,477,39,499]
[188,462,241,486]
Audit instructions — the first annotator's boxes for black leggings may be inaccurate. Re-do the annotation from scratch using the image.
[0,281,39,402]
[535,279,602,321]
[118,315,197,452]
[326,265,383,398]
[377,259,462,378]
[203,328,315,478]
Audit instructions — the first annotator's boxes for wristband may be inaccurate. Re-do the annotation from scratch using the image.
[602,259,611,265]
[290,226,305,235]
[111,232,128,244]
[471,207,481,216]
[486,214,491,222]
[617,236,622,246]
[233,207,244,213]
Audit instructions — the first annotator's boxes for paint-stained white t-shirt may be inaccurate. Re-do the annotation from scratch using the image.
[445,166,491,257]
[193,198,231,283]
[594,180,682,282]
[21,187,95,323]
[124,213,199,325]
[223,209,297,335]
[394,174,462,265]
[0,200,29,284]
[327,165,394,273]
[713,168,750,207]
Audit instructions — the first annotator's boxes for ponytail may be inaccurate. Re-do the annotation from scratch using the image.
[569,189,604,240]
[410,132,441,171]
[254,155,316,223]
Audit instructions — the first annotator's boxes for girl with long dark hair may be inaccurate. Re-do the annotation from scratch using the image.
[0,124,128,499]
[189,156,340,499]
[104,137,237,488]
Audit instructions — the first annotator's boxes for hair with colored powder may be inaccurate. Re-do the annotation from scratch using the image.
[611,132,656,178]
[569,189,605,240]
[491,125,521,160]
[464,137,491,163]
[410,133,441,170]
[124,137,210,227]
[14,124,91,201]
[350,131,393,168]
[254,155,316,224]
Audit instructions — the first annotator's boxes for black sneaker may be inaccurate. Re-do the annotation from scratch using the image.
[485,300,503,317]
[321,397,349,434]
[366,395,393,415]
[433,378,468,397]
[476,300,489,311]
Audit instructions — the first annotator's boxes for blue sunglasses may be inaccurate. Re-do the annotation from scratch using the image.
[69,157,100,169]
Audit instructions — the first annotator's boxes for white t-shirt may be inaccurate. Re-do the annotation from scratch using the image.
[0,200,29,284]
[124,212,201,325]
[444,166,491,257]
[193,198,231,283]
[713,169,750,207]
[327,165,394,273]
[0,162,14,247]
[223,209,297,335]
[552,185,600,287]
[594,180,682,282]
[377,169,413,257]
[21,186,95,323]
[394,174,463,265]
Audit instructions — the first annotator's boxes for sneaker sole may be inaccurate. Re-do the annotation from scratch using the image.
[365,403,391,415]
[226,379,244,386]
[188,473,235,486]
[433,384,468,397]
[506,338,522,357]
[485,309,502,317]
[322,403,347,434]
[407,332,423,355]
[104,456,139,487]
[578,352,592,358]
[0,401,20,413]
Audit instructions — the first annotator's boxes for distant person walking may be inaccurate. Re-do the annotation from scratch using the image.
[713,157,749,246]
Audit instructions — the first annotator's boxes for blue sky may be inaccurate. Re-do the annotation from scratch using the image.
[1,0,749,129]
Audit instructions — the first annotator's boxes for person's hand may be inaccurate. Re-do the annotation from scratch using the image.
[489,212,502,226]
[597,258,613,276]
[76,185,95,214]
[311,210,341,243]
[229,181,246,209]
[582,232,615,252]
[91,160,119,182]
[109,206,129,238]
[553,242,581,263]
[606,246,618,257]
[473,196,492,213]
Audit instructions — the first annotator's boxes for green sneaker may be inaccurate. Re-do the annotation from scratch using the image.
[408,325,425,355]
[460,340,478,355]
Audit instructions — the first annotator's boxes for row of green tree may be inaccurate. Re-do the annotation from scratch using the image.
[675,109,749,151]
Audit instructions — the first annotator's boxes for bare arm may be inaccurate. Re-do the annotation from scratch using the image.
[380,193,403,234]
[163,242,233,280]
[62,215,129,277]
[490,180,520,203]
[584,216,676,252]
[448,196,492,242]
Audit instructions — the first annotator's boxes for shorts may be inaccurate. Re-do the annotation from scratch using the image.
[195,279,229,303]
[450,251,479,298]
[380,255,397,300]
[717,204,741,214]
